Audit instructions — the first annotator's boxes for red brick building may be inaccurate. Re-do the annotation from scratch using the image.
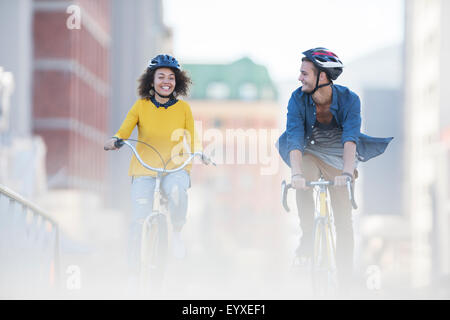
[32,0,110,193]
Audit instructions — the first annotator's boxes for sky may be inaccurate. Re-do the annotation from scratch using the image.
[163,0,404,83]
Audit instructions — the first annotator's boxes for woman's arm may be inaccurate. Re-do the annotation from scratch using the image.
[103,100,140,150]
[114,100,140,140]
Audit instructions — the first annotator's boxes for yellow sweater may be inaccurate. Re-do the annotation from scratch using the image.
[114,98,200,177]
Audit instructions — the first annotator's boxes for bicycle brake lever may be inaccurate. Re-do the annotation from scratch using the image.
[201,154,216,166]
[346,180,358,210]
[281,180,291,212]
[346,181,352,200]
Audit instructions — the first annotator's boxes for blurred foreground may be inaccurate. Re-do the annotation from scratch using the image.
[2,183,449,300]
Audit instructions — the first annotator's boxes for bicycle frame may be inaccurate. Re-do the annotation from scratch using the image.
[311,180,337,295]
[139,171,168,293]
[313,181,336,261]
[119,138,213,223]
[150,172,164,214]
[281,177,356,296]
[113,138,214,294]
[120,137,214,234]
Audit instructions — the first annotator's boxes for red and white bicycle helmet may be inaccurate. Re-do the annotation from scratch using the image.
[302,47,344,80]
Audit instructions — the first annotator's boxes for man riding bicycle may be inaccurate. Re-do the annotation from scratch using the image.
[277,47,393,289]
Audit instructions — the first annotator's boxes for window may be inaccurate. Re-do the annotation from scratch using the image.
[239,83,257,101]
[206,82,229,100]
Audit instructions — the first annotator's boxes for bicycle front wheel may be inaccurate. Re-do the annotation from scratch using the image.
[312,218,338,296]
[140,213,168,294]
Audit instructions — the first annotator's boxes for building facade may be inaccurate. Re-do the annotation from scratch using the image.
[404,0,450,289]
[32,0,111,193]
[0,0,47,200]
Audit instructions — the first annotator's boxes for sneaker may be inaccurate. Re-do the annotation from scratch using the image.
[172,231,186,259]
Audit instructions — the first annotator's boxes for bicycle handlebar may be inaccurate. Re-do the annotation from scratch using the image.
[281,178,358,212]
[110,138,216,174]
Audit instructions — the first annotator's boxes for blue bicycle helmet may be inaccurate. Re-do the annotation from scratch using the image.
[148,54,181,71]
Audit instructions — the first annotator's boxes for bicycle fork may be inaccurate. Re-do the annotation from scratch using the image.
[139,173,166,291]
[314,191,331,267]
[313,189,338,295]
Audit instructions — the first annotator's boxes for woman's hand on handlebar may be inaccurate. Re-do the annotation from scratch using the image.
[104,137,118,151]
[200,153,216,166]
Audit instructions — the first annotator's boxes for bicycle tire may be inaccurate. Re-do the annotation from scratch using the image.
[312,218,327,296]
[140,213,168,294]
[324,222,338,295]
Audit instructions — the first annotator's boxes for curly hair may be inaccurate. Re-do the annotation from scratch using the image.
[137,67,192,100]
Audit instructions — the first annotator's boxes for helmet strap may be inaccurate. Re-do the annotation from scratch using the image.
[311,70,332,95]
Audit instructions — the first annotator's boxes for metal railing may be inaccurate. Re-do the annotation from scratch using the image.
[0,184,60,297]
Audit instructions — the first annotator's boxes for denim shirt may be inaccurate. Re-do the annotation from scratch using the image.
[276,84,393,167]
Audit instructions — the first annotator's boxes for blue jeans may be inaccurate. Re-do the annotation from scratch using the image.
[128,170,190,274]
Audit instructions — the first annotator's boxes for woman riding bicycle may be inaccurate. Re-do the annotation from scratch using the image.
[104,54,199,275]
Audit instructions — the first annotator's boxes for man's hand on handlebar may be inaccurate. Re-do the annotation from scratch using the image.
[334,172,353,187]
[291,173,307,190]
